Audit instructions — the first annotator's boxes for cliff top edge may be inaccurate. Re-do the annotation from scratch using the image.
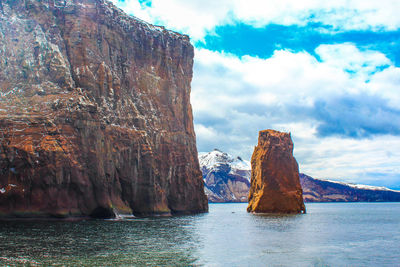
[259,129,291,137]
[2,0,191,42]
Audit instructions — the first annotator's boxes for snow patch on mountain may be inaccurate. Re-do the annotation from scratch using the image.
[199,149,251,181]
[199,149,251,202]
[324,179,400,192]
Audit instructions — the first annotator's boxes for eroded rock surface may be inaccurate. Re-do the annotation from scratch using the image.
[0,0,208,218]
[247,130,306,213]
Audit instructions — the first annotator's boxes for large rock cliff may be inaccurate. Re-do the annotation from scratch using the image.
[0,0,208,218]
[247,130,306,213]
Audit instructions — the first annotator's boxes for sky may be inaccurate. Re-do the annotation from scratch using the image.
[112,0,400,189]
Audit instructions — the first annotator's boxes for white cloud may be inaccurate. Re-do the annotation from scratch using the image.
[294,135,400,188]
[367,66,400,108]
[316,44,391,79]
[191,45,400,187]
[232,0,400,31]
[114,0,233,39]
[193,44,391,115]
[114,0,400,40]
[113,0,152,22]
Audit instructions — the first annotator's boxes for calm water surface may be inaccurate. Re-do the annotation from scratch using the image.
[0,203,399,266]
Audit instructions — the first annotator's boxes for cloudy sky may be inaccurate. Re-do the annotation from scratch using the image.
[112,0,400,189]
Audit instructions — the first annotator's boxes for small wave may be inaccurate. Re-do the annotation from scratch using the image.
[0,256,39,265]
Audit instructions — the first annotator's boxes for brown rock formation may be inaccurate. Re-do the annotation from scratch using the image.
[0,0,208,218]
[247,130,306,213]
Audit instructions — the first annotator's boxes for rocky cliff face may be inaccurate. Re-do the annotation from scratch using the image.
[0,0,208,218]
[247,130,306,213]
[300,174,400,202]
[199,149,250,202]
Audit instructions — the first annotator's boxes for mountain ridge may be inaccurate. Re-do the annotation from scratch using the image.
[199,149,400,203]
[199,149,250,202]
[300,173,400,202]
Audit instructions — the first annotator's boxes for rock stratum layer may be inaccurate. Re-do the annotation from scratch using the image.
[247,130,306,213]
[0,0,208,218]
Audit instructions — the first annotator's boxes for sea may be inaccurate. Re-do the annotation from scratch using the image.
[0,203,399,266]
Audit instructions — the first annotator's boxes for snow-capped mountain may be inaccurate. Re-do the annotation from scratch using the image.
[199,149,251,202]
[199,149,251,181]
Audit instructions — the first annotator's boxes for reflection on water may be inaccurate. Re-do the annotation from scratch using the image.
[0,203,399,266]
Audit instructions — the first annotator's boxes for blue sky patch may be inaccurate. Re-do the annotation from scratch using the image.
[196,23,400,66]
[138,0,152,7]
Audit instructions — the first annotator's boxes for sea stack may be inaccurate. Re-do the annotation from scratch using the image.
[0,0,207,218]
[247,130,306,214]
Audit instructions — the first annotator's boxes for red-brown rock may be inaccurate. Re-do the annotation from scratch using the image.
[0,0,208,218]
[247,130,306,213]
